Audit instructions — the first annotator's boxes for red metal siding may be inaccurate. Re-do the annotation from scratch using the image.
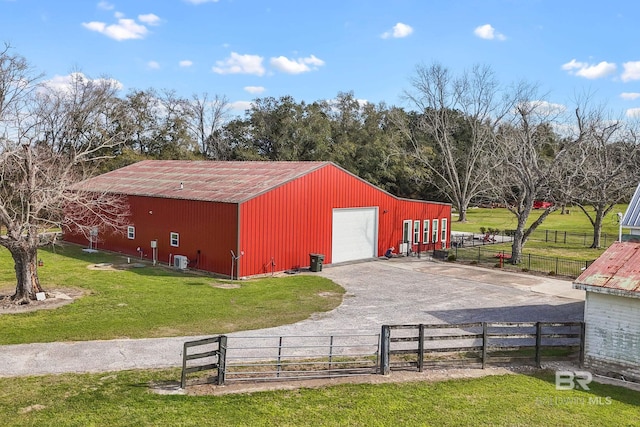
[238,164,450,277]
[66,162,450,278]
[66,196,239,276]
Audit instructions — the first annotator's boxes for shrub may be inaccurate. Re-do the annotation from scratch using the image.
[447,254,456,262]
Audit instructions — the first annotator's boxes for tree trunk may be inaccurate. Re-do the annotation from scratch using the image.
[511,228,525,264]
[591,208,605,249]
[10,244,44,304]
[457,205,468,222]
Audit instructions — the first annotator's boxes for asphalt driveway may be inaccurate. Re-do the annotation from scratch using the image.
[0,258,584,377]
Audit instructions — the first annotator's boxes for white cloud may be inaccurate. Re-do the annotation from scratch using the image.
[138,13,161,26]
[381,22,414,39]
[561,59,585,71]
[327,98,369,113]
[213,52,265,75]
[621,92,640,100]
[626,108,640,118]
[561,59,616,79]
[147,61,160,69]
[97,1,114,10]
[179,60,193,67]
[269,55,325,74]
[473,24,506,41]
[622,61,640,82]
[82,13,157,41]
[184,0,219,4]
[43,72,123,93]
[230,100,254,112]
[244,86,265,94]
[518,100,566,116]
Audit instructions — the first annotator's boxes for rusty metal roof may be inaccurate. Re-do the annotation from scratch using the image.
[573,241,640,296]
[73,160,330,203]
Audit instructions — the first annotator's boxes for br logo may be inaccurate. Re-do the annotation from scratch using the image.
[555,370,592,391]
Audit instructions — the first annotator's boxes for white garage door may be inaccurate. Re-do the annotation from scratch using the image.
[332,208,378,264]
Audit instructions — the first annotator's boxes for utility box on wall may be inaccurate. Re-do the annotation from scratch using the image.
[174,255,188,270]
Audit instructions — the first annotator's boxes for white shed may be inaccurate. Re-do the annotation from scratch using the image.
[573,242,640,381]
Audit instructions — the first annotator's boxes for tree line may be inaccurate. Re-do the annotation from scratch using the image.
[2,45,639,302]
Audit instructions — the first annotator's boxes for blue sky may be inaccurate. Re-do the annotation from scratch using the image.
[2,0,640,117]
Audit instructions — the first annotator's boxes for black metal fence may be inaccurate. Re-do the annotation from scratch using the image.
[451,229,614,249]
[449,246,594,278]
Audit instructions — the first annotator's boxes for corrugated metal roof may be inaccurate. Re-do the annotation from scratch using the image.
[574,241,640,295]
[622,182,640,228]
[73,160,330,203]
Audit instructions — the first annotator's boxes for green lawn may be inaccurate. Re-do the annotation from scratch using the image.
[452,205,625,236]
[451,206,626,260]
[0,369,638,426]
[0,244,343,345]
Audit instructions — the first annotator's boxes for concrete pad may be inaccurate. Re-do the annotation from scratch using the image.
[0,258,584,378]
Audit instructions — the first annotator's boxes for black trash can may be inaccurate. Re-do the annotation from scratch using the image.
[309,253,325,272]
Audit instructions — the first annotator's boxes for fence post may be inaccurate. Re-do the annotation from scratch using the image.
[563,231,567,244]
[545,230,549,242]
[217,335,227,386]
[380,325,390,375]
[276,336,283,378]
[418,324,424,373]
[180,341,189,389]
[579,322,586,368]
[535,322,542,368]
[528,253,531,271]
[555,257,559,275]
[329,335,334,372]
[482,322,488,369]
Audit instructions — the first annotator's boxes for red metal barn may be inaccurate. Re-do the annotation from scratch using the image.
[67,161,451,278]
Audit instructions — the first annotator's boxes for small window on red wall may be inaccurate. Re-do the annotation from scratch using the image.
[127,226,135,240]
[432,219,439,243]
[170,232,179,247]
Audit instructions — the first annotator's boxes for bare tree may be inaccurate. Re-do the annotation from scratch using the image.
[189,92,230,159]
[492,83,575,263]
[399,63,509,221]
[0,46,130,304]
[564,106,640,247]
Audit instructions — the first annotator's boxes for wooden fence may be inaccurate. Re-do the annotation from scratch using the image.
[181,336,226,388]
[181,322,585,388]
[380,322,584,374]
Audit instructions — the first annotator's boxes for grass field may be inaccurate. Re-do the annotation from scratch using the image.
[0,244,343,345]
[0,369,638,426]
[452,205,625,236]
[451,206,626,260]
